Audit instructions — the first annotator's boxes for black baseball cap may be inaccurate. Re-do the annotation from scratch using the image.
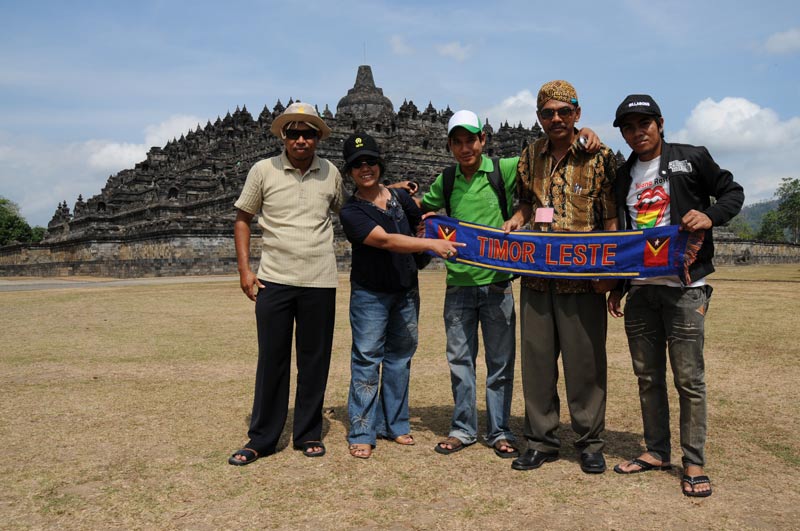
[613,94,662,127]
[343,132,381,166]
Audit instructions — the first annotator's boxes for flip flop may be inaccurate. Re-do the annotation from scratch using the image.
[682,474,713,498]
[613,457,672,474]
[295,441,326,458]
[379,434,415,445]
[392,434,415,446]
[434,436,472,455]
[228,447,259,466]
[349,443,372,459]
[493,439,520,459]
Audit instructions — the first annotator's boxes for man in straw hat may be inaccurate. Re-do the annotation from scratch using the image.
[228,102,343,465]
[502,80,618,474]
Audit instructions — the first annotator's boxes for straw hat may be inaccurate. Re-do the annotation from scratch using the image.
[269,102,331,140]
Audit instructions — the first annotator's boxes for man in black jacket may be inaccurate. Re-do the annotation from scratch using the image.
[607,94,744,497]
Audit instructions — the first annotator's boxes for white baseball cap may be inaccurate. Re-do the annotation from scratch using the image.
[447,109,483,136]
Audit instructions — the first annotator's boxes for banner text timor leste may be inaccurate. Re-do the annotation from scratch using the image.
[423,215,700,281]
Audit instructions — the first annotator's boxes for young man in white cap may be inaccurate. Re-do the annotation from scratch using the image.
[608,94,743,497]
[418,109,521,458]
[229,102,344,465]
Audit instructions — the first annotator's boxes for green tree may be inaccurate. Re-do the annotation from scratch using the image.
[727,215,756,240]
[757,210,786,242]
[775,177,800,243]
[0,197,34,246]
[31,226,46,243]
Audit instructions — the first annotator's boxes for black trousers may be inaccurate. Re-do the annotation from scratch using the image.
[246,281,336,455]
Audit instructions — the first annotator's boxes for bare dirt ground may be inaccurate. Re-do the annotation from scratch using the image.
[1,265,798,530]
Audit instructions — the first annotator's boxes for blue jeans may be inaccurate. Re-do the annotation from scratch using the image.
[347,283,420,445]
[624,284,711,467]
[443,281,516,445]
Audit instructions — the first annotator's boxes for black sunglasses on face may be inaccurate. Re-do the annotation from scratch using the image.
[350,157,379,168]
[539,107,575,120]
[284,128,319,140]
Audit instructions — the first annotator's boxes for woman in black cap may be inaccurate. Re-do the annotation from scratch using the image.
[339,132,463,459]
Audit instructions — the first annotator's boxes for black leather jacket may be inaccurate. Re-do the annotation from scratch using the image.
[615,141,744,285]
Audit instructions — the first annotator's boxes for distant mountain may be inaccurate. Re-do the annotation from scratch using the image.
[735,200,778,230]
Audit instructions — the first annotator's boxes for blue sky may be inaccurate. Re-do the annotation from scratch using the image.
[1,0,799,226]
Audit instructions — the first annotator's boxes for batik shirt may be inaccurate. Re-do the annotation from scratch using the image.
[517,134,617,293]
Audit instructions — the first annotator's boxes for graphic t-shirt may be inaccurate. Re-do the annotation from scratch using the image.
[627,156,670,230]
[627,156,703,287]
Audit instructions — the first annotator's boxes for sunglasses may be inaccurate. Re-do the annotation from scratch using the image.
[350,157,379,169]
[284,128,319,140]
[538,107,575,120]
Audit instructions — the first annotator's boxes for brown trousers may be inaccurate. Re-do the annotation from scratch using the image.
[519,284,608,454]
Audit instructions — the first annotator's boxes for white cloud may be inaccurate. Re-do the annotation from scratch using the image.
[621,0,695,39]
[482,90,538,129]
[672,97,800,151]
[389,35,414,56]
[764,27,800,54]
[143,115,202,148]
[672,97,800,201]
[84,114,202,172]
[0,136,111,227]
[0,144,14,160]
[85,140,146,172]
[436,41,471,62]
[0,115,202,226]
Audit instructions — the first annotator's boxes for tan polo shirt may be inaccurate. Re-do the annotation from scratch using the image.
[234,151,344,288]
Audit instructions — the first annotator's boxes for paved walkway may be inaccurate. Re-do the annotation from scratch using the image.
[0,275,238,292]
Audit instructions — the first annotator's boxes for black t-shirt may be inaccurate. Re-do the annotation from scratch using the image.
[339,188,423,293]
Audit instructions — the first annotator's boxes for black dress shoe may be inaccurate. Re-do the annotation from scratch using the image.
[580,451,606,474]
[511,449,559,471]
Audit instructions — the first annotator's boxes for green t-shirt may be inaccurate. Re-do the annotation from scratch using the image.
[422,155,519,286]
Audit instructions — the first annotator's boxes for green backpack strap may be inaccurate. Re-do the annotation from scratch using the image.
[442,165,456,217]
[486,157,510,221]
[442,158,509,220]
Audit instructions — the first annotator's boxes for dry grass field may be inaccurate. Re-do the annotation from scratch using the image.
[1,264,798,530]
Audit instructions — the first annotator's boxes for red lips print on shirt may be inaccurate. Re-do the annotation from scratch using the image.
[634,185,669,229]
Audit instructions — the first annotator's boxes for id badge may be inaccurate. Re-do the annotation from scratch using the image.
[534,207,554,223]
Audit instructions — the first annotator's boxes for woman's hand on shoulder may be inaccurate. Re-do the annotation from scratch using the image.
[386,180,419,195]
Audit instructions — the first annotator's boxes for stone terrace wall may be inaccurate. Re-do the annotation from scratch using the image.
[0,231,246,278]
[1,232,796,278]
[715,240,800,265]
